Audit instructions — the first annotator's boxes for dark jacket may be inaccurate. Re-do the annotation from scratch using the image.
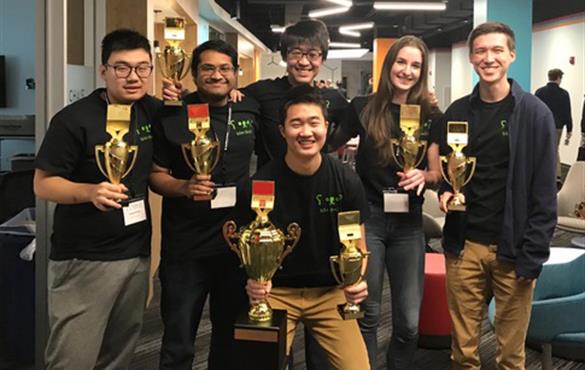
[439,79,557,279]
[535,82,573,132]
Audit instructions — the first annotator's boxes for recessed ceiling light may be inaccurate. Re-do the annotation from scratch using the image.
[374,2,447,11]
[271,25,286,33]
[327,48,369,59]
[308,6,350,18]
[330,42,361,48]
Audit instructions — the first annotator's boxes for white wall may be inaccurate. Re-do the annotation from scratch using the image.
[532,14,585,166]
[450,41,473,102]
[341,60,371,98]
[429,48,452,111]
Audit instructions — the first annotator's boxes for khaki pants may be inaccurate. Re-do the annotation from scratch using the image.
[45,257,149,370]
[268,286,370,370]
[445,241,535,370]
[556,128,562,179]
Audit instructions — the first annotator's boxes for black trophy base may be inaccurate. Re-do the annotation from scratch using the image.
[233,309,287,370]
[163,99,183,107]
[338,304,365,320]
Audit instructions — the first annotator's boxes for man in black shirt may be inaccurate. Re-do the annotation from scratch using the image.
[244,90,370,370]
[437,22,556,370]
[35,29,160,370]
[150,40,259,370]
[535,68,573,183]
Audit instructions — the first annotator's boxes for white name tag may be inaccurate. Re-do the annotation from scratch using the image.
[383,191,409,213]
[211,186,237,209]
[123,199,147,226]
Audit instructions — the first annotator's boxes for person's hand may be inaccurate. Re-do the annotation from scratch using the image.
[439,191,459,213]
[89,182,128,211]
[162,77,182,101]
[564,132,572,146]
[397,169,426,195]
[344,281,368,305]
[516,275,534,284]
[182,174,215,201]
[229,89,245,102]
[428,90,439,108]
[246,279,272,304]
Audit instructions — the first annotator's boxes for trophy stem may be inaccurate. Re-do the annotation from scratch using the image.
[339,302,365,320]
[249,299,273,322]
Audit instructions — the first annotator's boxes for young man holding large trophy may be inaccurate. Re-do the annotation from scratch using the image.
[437,22,557,369]
[243,88,371,370]
[34,29,160,369]
[149,40,259,370]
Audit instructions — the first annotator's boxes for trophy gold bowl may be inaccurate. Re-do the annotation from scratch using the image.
[95,104,138,185]
[223,180,301,322]
[390,104,427,172]
[330,211,370,320]
[439,121,476,211]
[155,17,191,106]
[181,104,221,175]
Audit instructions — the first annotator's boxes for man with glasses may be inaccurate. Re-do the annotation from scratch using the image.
[35,29,160,370]
[150,40,259,370]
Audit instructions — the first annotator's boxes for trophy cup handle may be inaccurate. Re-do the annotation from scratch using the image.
[181,142,199,173]
[281,223,301,261]
[222,221,242,263]
[95,145,109,181]
[155,52,170,80]
[329,256,344,286]
[413,140,428,169]
[462,157,477,187]
[122,145,139,179]
[439,155,452,185]
[177,53,192,81]
[389,138,405,169]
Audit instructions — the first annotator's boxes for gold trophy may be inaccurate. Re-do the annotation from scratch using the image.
[181,104,221,175]
[330,211,369,320]
[223,180,301,322]
[439,121,477,211]
[390,104,427,172]
[95,104,138,185]
[155,17,191,106]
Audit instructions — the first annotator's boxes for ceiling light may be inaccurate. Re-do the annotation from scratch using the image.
[340,22,375,30]
[330,42,361,48]
[327,48,369,59]
[271,25,286,33]
[374,2,447,11]
[308,6,350,18]
[339,29,361,37]
[326,0,353,6]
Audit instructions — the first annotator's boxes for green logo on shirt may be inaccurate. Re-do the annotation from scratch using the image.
[315,193,343,213]
[500,120,509,137]
[136,123,152,141]
[230,118,254,136]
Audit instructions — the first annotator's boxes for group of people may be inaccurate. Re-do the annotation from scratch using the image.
[34,16,557,370]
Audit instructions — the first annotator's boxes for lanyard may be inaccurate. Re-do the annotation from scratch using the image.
[224,103,232,152]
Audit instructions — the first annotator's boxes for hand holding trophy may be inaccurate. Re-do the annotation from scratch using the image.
[330,211,370,320]
[223,180,301,322]
[95,104,138,186]
[439,121,477,211]
[155,17,191,106]
[390,104,427,172]
[181,104,221,175]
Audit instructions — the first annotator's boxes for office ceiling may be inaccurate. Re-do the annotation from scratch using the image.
[215,0,585,50]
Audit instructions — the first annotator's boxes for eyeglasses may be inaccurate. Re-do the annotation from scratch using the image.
[105,63,153,79]
[287,49,323,62]
[198,64,237,76]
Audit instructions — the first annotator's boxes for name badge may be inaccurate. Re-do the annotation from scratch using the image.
[383,189,409,213]
[123,198,147,226]
[211,185,237,209]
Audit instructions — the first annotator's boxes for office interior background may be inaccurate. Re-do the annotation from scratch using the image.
[0,0,584,369]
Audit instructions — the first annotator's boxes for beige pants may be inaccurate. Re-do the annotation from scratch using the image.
[268,286,370,370]
[45,257,149,370]
[556,128,563,179]
[445,241,535,370]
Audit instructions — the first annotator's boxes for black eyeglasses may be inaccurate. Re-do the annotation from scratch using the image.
[287,48,322,62]
[105,63,153,79]
[198,64,237,76]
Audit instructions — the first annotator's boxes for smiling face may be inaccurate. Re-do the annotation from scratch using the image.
[100,48,152,104]
[281,102,328,161]
[194,50,237,102]
[470,32,516,85]
[389,45,423,96]
[285,43,323,86]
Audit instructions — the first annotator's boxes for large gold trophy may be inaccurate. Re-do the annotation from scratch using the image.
[390,104,427,172]
[330,211,370,320]
[181,104,221,175]
[155,17,191,106]
[223,180,301,322]
[95,104,138,185]
[440,121,477,211]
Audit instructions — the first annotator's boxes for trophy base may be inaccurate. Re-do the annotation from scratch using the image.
[163,99,183,107]
[447,203,466,212]
[338,304,365,320]
[234,309,288,370]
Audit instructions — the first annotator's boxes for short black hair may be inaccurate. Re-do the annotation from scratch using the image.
[279,19,330,61]
[101,29,151,65]
[281,85,328,124]
[191,40,239,77]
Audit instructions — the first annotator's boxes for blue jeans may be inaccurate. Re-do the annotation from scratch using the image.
[358,204,425,370]
[159,253,247,370]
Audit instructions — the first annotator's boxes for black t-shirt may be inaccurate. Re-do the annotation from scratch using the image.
[341,96,440,216]
[464,94,513,245]
[152,92,260,261]
[35,89,160,261]
[243,76,349,168]
[242,155,369,288]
